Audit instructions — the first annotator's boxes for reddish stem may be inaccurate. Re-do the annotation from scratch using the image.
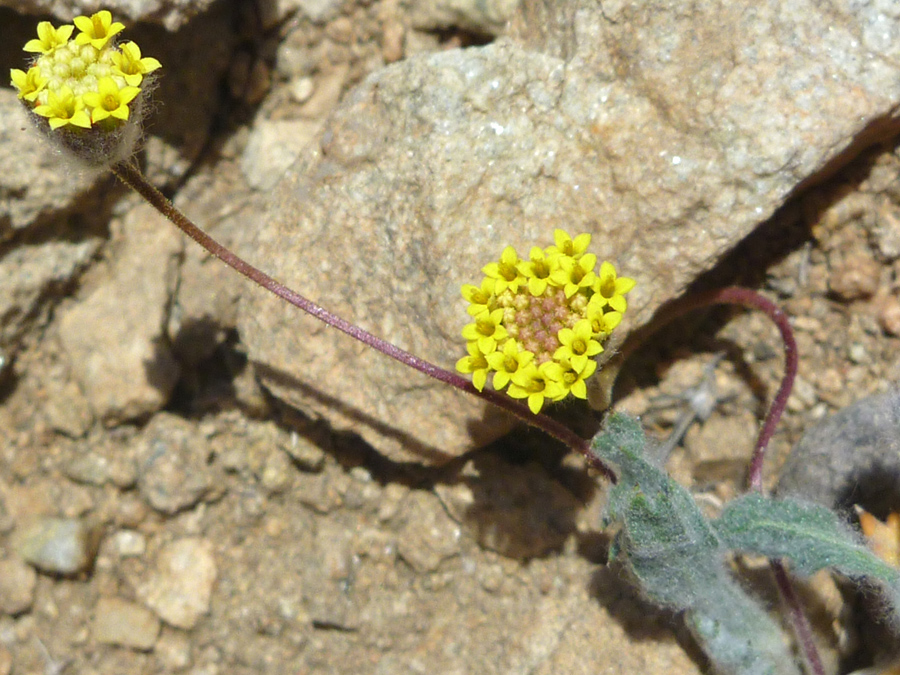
[629,287,798,490]
[772,561,825,675]
[649,287,814,671]
[695,287,798,491]
[115,158,820,671]
[111,161,615,481]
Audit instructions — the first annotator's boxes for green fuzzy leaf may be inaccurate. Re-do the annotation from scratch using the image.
[714,493,895,577]
[714,492,900,616]
[591,414,800,675]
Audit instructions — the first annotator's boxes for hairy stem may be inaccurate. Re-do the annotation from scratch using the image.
[617,286,798,489]
[701,287,798,492]
[772,561,825,675]
[613,285,815,670]
[110,160,615,481]
[701,291,818,675]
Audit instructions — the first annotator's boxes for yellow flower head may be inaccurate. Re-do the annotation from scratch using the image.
[461,308,508,355]
[456,342,491,392]
[457,230,635,413]
[33,86,91,130]
[554,319,603,372]
[507,362,566,415]
[486,340,534,391]
[550,252,598,299]
[482,246,524,295]
[11,12,161,155]
[553,358,597,402]
[517,246,555,296]
[546,229,591,260]
[593,261,636,313]
[461,277,496,317]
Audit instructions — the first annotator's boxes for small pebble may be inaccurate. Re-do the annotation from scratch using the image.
[792,316,822,333]
[684,411,757,483]
[14,517,98,575]
[138,538,217,629]
[93,597,160,650]
[155,629,192,670]
[0,558,36,615]
[282,432,326,472]
[115,494,149,528]
[59,483,94,519]
[260,451,292,494]
[479,563,504,593]
[787,374,817,412]
[63,453,110,486]
[828,252,880,300]
[135,414,215,515]
[382,19,404,63]
[289,77,315,104]
[263,516,286,538]
[878,296,900,336]
[113,530,147,558]
[325,16,353,43]
[108,457,138,489]
[377,483,410,522]
[848,342,867,364]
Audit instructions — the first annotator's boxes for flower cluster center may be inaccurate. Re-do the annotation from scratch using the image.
[457,229,636,414]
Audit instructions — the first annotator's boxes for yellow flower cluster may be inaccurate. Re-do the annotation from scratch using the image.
[10,11,160,131]
[457,229,635,414]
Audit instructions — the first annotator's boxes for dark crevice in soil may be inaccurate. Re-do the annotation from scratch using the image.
[0,181,119,258]
[426,25,495,49]
[165,326,248,416]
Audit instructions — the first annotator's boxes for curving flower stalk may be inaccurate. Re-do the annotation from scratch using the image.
[10,12,802,505]
[110,161,617,480]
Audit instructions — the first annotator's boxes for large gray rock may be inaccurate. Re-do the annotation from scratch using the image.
[776,389,900,511]
[234,0,900,463]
